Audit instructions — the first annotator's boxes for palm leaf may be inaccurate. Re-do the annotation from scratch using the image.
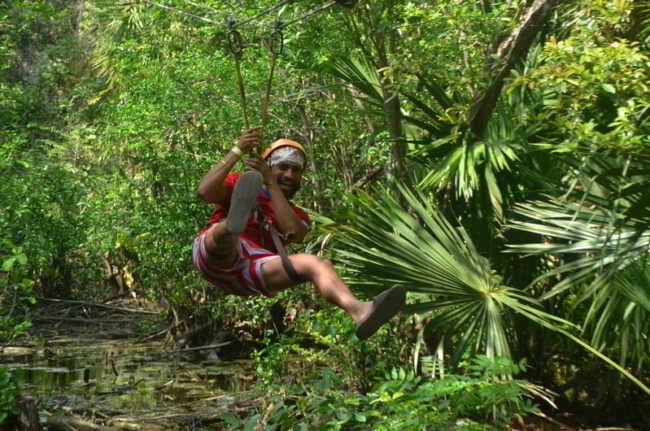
[335,183,563,363]
[331,184,650,394]
[507,198,650,301]
[324,56,384,104]
[319,56,455,138]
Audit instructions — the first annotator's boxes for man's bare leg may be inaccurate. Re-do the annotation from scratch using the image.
[203,222,238,265]
[261,254,373,323]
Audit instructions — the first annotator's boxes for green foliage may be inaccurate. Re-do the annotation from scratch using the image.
[333,183,569,364]
[0,367,20,423]
[0,243,34,341]
[1,0,650,423]
[252,331,301,386]
[249,298,409,400]
[235,357,539,430]
[0,0,97,301]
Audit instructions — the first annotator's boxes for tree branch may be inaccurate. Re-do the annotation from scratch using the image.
[469,0,562,139]
[347,164,384,192]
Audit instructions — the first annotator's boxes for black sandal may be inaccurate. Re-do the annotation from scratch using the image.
[355,285,406,340]
[226,171,263,235]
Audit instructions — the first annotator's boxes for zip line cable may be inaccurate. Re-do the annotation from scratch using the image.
[275,0,337,29]
[177,0,234,16]
[138,0,356,32]
[139,0,227,27]
[178,0,275,27]
[178,0,228,15]
[232,0,291,29]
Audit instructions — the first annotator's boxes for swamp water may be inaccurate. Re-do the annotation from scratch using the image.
[1,333,258,429]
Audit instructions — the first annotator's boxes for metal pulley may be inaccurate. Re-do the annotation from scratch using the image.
[227,16,244,58]
[335,0,358,8]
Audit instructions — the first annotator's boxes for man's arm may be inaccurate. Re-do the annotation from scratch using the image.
[266,175,308,243]
[244,156,308,243]
[197,127,262,204]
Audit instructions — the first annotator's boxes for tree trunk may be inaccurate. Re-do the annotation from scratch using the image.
[469,0,562,139]
[296,100,328,212]
[374,30,407,184]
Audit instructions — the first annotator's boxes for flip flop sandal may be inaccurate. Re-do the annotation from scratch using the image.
[356,284,406,340]
[226,171,263,235]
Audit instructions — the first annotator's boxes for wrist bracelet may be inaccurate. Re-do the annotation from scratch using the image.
[231,146,244,158]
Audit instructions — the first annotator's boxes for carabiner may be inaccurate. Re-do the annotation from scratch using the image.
[227,17,244,57]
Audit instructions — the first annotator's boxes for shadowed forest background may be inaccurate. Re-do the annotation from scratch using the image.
[2,0,650,429]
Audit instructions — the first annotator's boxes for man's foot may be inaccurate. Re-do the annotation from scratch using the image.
[355,285,406,340]
[226,171,263,235]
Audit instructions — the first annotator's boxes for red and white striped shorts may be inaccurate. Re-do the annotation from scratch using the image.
[192,233,279,297]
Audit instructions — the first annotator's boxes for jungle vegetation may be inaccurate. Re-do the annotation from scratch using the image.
[2,0,650,429]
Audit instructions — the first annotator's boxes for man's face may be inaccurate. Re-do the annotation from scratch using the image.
[271,161,303,199]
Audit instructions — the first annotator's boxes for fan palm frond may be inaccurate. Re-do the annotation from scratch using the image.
[507,198,650,298]
[87,1,149,91]
[332,183,650,394]
[507,183,650,374]
[324,56,384,106]
[335,183,568,364]
[320,56,456,137]
[590,262,650,372]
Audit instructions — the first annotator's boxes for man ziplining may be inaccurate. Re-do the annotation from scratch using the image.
[193,126,405,340]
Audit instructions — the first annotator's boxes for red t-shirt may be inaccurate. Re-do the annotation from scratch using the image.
[198,172,310,253]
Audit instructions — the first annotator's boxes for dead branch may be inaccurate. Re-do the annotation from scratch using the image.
[42,414,109,431]
[347,165,385,192]
[174,342,232,353]
[31,316,129,324]
[25,294,159,315]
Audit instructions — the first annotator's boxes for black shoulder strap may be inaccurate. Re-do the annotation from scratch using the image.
[267,223,310,284]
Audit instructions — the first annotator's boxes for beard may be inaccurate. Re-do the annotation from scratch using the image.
[281,182,300,199]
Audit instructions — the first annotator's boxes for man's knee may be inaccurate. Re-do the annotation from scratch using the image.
[292,254,333,276]
[205,228,236,257]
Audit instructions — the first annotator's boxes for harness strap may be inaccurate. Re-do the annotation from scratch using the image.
[268,223,310,285]
[227,18,249,129]
[260,21,282,135]
[255,205,309,284]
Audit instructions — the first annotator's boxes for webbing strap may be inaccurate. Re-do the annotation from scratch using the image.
[255,205,309,284]
[260,20,282,139]
[234,55,249,129]
[259,50,277,134]
[227,18,249,129]
[268,224,310,285]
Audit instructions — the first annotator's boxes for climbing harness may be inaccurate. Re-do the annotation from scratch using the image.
[269,223,310,284]
[254,204,310,285]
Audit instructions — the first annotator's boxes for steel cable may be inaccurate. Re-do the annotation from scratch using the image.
[140,0,349,31]
[232,0,291,28]
[139,0,227,27]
